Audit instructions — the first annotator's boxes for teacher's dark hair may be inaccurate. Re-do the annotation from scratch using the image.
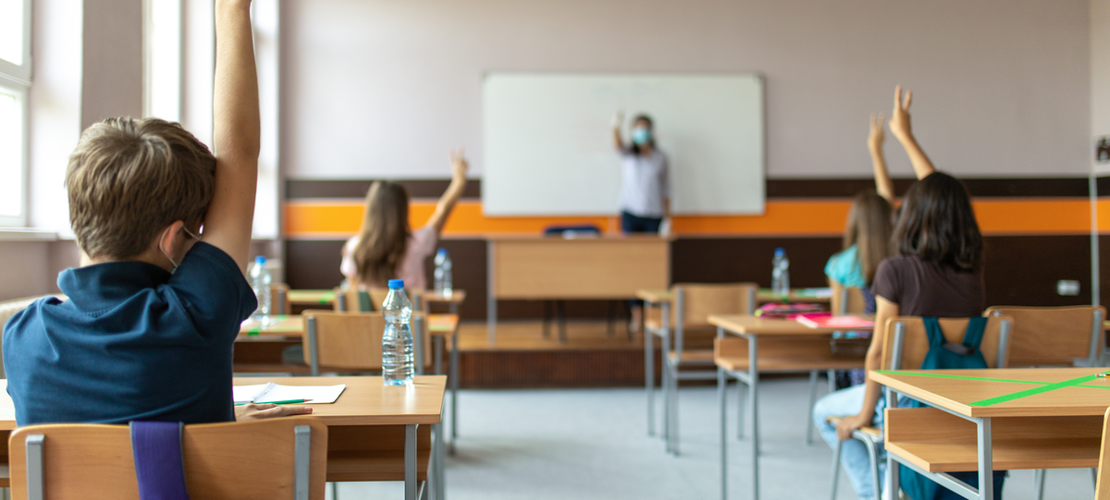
[893,172,982,272]
[630,114,655,155]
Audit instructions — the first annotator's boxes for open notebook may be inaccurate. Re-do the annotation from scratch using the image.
[233,382,346,405]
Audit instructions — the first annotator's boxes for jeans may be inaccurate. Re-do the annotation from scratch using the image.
[813,385,907,500]
[620,211,662,233]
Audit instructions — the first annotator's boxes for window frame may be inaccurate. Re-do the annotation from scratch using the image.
[0,0,31,227]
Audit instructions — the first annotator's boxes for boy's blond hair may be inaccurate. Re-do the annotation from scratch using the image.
[66,117,217,260]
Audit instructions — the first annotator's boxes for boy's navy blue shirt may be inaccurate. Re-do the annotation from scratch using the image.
[3,242,257,426]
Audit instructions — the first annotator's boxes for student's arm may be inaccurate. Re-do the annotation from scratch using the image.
[888,85,936,181]
[424,149,469,234]
[835,296,899,440]
[869,113,895,202]
[201,0,261,273]
[611,111,625,152]
[236,403,312,422]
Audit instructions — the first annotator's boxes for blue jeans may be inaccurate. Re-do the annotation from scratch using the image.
[620,211,662,233]
[813,385,907,500]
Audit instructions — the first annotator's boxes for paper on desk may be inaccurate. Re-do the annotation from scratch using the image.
[233,382,346,404]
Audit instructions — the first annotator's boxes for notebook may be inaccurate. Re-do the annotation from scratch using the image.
[233,382,346,405]
[795,314,874,329]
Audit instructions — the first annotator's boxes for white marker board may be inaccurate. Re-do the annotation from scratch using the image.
[482,73,764,216]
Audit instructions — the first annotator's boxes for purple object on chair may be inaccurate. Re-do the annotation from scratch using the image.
[130,421,191,500]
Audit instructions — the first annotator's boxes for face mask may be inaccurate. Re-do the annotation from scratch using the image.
[632,127,652,146]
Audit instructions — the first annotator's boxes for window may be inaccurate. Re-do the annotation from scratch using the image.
[143,0,182,121]
[0,0,31,227]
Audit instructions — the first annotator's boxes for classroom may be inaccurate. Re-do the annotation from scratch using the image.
[1,0,1110,498]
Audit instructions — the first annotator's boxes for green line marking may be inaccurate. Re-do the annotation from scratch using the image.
[969,373,1107,407]
[319,291,335,304]
[872,370,1047,386]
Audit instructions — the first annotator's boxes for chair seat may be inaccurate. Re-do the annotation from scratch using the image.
[715,355,863,373]
[825,416,882,438]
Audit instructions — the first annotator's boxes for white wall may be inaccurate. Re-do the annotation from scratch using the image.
[282,0,1090,181]
[1094,0,1110,174]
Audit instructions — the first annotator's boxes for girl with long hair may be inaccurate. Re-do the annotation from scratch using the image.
[340,150,469,289]
[814,86,990,500]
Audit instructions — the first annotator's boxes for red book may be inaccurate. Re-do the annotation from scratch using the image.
[796,314,874,329]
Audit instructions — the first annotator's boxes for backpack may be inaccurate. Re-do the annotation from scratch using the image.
[898,317,1006,500]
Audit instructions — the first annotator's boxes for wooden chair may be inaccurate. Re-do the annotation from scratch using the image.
[334,288,425,313]
[303,311,431,376]
[829,282,866,316]
[271,283,291,315]
[827,315,1013,500]
[984,305,1104,367]
[8,417,327,500]
[651,283,757,455]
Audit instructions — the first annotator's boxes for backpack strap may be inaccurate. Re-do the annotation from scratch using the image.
[961,316,989,349]
[922,317,945,347]
[130,421,191,500]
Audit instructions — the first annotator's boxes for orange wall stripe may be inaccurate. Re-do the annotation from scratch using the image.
[284,198,1095,239]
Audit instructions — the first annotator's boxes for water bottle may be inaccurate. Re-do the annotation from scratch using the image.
[382,279,415,386]
[771,248,790,296]
[433,248,453,297]
[249,256,272,326]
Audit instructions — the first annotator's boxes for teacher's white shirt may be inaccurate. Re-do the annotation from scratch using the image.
[619,148,671,218]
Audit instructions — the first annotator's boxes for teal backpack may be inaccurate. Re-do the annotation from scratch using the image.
[898,317,1006,500]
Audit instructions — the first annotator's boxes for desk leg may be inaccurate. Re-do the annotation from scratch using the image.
[434,337,444,375]
[646,317,655,437]
[450,332,459,453]
[487,297,496,346]
[436,414,446,500]
[405,424,418,500]
[748,334,760,500]
[661,302,671,448]
[718,362,727,500]
[977,417,993,500]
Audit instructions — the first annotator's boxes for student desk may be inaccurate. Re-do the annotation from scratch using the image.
[237,314,462,455]
[872,367,1110,500]
[0,376,447,499]
[288,289,468,314]
[708,314,868,500]
[487,235,670,344]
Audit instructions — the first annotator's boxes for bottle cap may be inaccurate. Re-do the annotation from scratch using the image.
[388,279,404,289]
[774,248,784,256]
[255,256,266,264]
[437,248,447,256]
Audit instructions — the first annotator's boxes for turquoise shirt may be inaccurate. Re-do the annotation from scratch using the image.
[825,244,868,289]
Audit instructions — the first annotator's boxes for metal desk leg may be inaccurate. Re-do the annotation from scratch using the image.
[748,334,760,500]
[450,332,459,453]
[449,303,458,315]
[487,297,496,346]
[436,416,446,500]
[405,424,418,500]
[646,315,655,436]
[977,417,993,500]
[434,336,444,375]
[661,302,671,447]
[718,362,728,500]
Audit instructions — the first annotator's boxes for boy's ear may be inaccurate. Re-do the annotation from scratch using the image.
[154,220,187,255]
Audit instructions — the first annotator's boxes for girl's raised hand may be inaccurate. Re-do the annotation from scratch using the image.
[868,113,885,151]
[888,85,913,142]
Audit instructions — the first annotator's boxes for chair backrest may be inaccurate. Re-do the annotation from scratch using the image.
[671,283,758,358]
[880,316,1013,371]
[1097,407,1110,500]
[271,283,290,315]
[334,288,425,313]
[829,282,866,316]
[8,417,327,500]
[984,305,1105,367]
[303,311,430,375]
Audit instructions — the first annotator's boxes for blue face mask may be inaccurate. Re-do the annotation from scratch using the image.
[632,127,652,146]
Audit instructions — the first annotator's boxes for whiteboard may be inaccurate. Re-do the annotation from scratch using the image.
[482,73,765,216]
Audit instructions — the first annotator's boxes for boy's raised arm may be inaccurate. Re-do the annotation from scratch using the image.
[202,0,261,272]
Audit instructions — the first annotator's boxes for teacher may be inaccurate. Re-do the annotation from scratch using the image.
[611,112,672,234]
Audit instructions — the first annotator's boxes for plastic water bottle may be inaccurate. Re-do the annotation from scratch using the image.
[433,248,453,297]
[382,279,414,386]
[249,256,272,326]
[771,248,790,296]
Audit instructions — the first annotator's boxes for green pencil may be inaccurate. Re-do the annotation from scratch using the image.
[235,398,313,406]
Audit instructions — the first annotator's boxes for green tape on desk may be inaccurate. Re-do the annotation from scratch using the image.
[874,370,1110,407]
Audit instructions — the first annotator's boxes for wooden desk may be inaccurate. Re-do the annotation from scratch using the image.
[709,314,868,500]
[240,315,304,338]
[635,287,833,307]
[872,367,1110,500]
[288,289,336,307]
[424,290,467,315]
[0,376,447,499]
[487,235,670,344]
